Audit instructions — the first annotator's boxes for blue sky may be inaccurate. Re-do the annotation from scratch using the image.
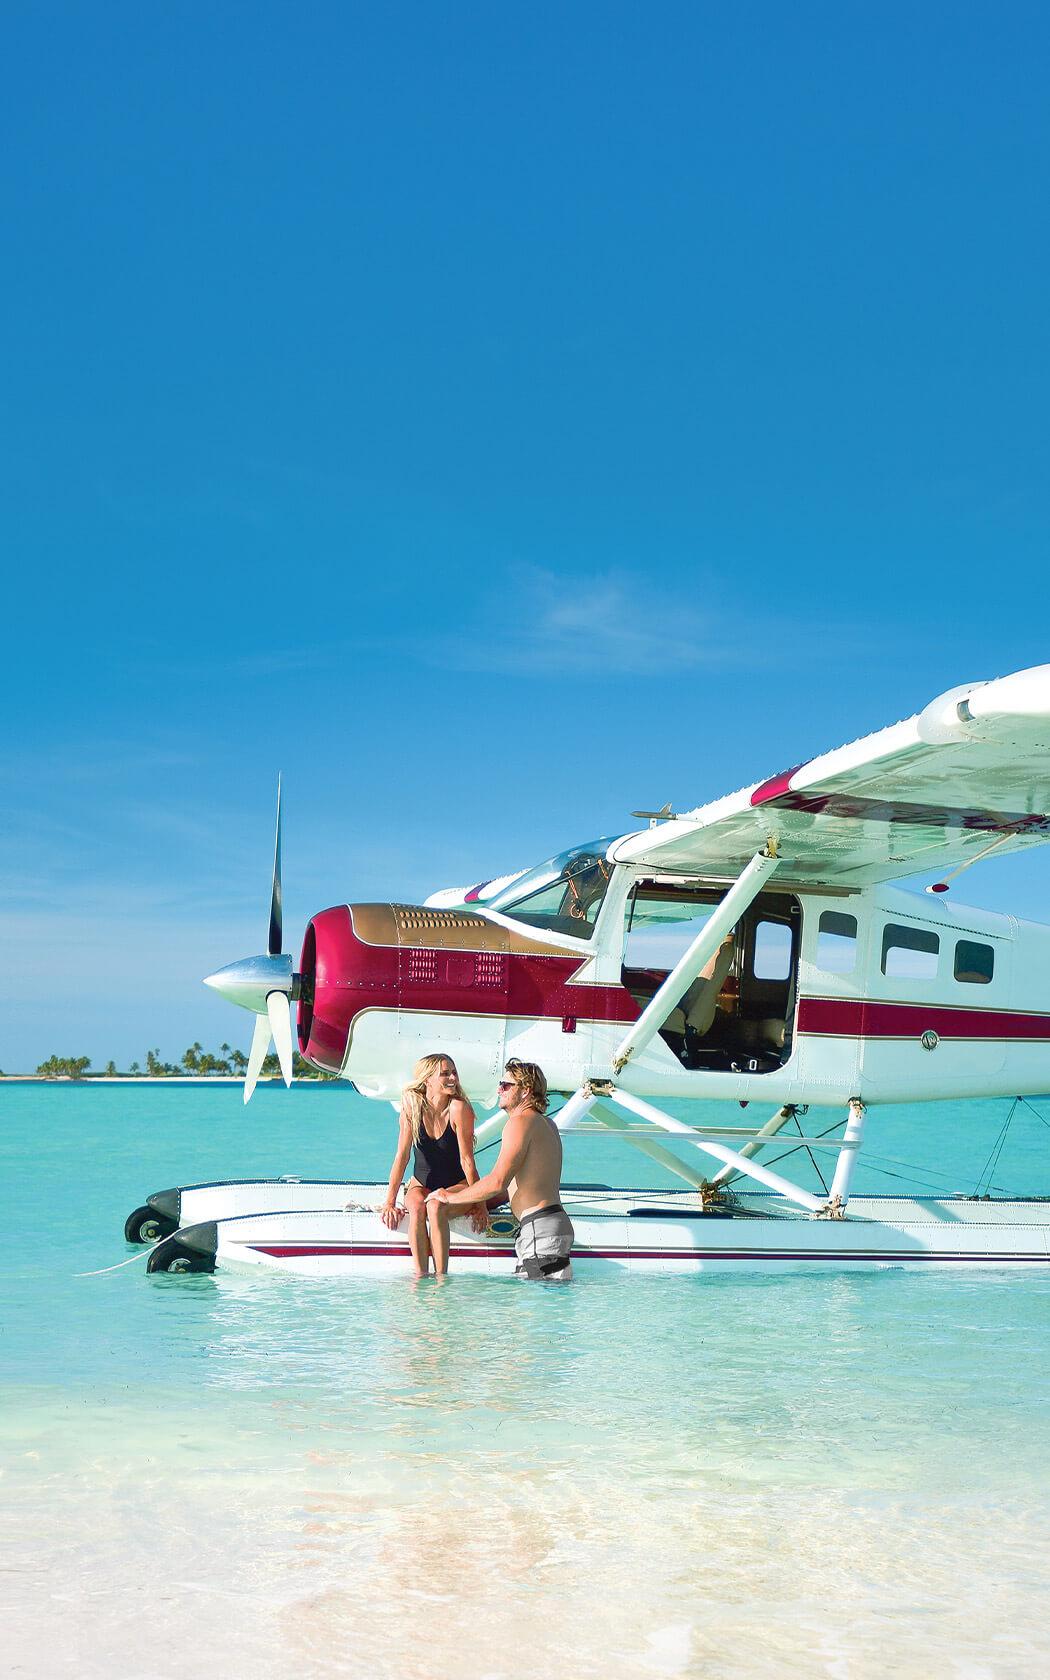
[2,2,1049,1069]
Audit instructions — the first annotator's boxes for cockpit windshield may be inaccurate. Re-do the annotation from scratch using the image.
[487,838,618,939]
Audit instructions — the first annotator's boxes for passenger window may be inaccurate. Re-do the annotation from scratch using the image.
[954,940,995,984]
[816,911,858,974]
[753,920,792,980]
[881,923,939,979]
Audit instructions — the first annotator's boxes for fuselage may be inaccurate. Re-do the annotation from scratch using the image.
[296,845,1050,1108]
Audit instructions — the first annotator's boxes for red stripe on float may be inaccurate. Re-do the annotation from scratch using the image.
[250,1243,516,1258]
[245,1244,1048,1264]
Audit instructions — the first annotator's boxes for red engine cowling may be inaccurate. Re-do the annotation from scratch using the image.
[297,906,398,1073]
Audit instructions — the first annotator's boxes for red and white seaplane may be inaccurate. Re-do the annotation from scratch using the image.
[131,663,1050,1274]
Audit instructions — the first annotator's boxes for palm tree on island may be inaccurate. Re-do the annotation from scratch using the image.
[29,1042,334,1079]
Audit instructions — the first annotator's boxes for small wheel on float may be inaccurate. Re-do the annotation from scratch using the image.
[146,1230,216,1275]
[124,1205,178,1244]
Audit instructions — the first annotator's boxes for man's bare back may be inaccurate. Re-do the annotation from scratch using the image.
[507,1106,564,1219]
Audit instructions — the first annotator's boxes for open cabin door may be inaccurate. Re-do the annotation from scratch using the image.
[621,881,801,1073]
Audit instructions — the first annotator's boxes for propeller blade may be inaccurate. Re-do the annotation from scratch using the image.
[267,988,294,1088]
[244,1013,272,1106]
[267,775,283,957]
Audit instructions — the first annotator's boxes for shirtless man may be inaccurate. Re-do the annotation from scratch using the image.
[427,1059,574,1279]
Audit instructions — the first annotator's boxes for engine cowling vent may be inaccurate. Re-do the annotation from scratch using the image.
[392,906,489,934]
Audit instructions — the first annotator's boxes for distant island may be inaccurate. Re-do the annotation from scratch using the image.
[7,1043,338,1080]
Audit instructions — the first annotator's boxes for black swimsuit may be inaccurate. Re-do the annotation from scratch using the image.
[412,1117,464,1192]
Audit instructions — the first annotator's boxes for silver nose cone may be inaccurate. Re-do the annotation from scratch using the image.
[203,953,294,1014]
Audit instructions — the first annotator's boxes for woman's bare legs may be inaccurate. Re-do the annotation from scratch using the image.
[404,1184,431,1277]
[426,1196,451,1274]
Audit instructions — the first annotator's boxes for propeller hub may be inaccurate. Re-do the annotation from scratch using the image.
[203,953,295,1014]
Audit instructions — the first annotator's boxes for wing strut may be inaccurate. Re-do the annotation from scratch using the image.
[611,844,781,1074]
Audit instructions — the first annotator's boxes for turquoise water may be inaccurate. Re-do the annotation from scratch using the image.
[4,1084,1050,1679]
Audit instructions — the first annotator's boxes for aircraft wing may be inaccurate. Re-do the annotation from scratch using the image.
[611,665,1050,888]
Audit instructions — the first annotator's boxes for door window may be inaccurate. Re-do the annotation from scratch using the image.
[623,889,719,971]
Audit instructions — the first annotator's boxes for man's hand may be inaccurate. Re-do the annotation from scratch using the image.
[379,1200,404,1229]
[426,1187,451,1206]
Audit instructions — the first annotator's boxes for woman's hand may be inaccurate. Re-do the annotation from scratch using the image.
[468,1203,489,1234]
[379,1199,404,1229]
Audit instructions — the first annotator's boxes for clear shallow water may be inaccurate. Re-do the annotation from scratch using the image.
[3,1085,1050,1679]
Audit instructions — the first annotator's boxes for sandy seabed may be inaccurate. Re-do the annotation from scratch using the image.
[5,1411,1050,1680]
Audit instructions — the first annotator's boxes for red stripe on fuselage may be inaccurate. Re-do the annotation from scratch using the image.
[797,997,1050,1040]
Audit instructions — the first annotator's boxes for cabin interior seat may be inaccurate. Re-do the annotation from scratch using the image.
[664,938,736,1038]
[750,966,798,1052]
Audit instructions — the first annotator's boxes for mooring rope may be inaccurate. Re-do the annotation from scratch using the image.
[75,1248,157,1278]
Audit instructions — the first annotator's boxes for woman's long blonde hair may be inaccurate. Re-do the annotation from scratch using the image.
[402,1053,465,1145]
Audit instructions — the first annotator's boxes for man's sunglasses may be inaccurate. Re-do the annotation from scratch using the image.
[497,1079,519,1092]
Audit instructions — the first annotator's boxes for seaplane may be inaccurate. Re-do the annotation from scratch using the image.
[128,663,1050,1275]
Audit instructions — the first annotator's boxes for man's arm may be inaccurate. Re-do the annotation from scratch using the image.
[451,1098,488,1231]
[430,1112,529,1207]
[452,1098,481,1187]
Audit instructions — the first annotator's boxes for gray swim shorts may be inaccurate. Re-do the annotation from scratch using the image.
[514,1204,574,1279]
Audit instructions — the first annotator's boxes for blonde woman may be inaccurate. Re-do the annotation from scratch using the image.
[380,1054,486,1275]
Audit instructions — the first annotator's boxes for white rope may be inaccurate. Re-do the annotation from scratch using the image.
[75,1248,157,1278]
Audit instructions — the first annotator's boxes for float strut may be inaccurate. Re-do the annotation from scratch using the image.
[607,1087,826,1215]
[589,1101,710,1192]
[815,1099,867,1219]
[708,1105,797,1189]
[552,1085,602,1133]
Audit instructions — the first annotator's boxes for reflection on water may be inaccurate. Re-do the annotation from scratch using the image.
[6,1271,1050,1678]
[5,1087,1050,1677]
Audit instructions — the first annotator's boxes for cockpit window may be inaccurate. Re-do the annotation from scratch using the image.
[487,838,617,939]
